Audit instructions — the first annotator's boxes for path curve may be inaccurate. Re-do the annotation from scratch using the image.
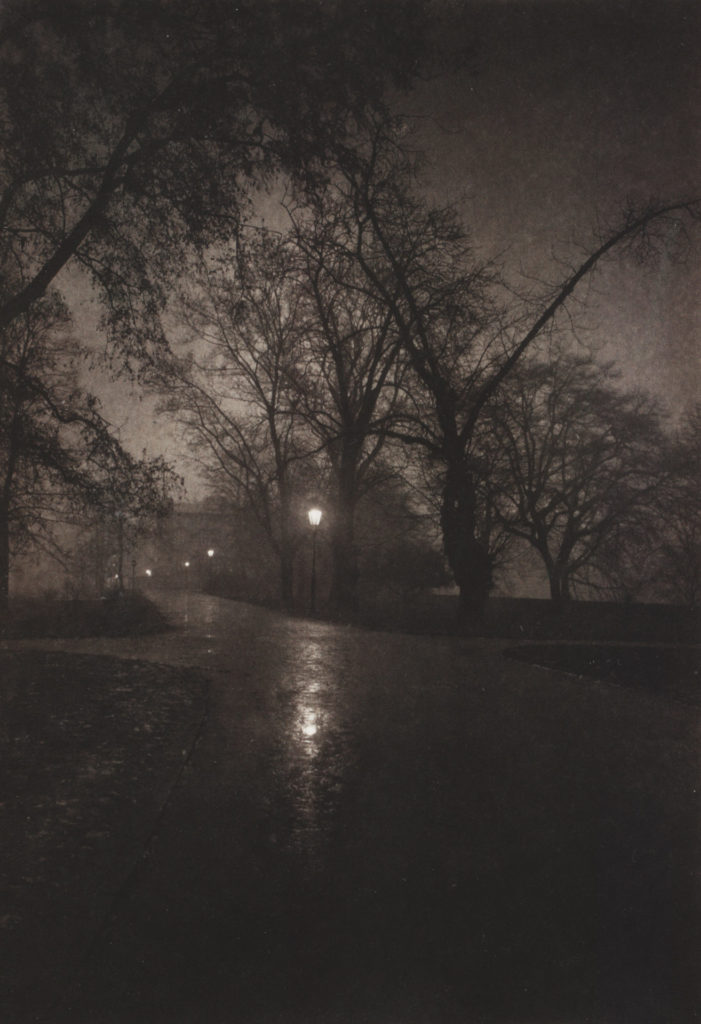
[6,591,698,1024]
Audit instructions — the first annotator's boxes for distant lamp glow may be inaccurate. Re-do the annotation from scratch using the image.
[145,569,153,577]
[301,712,318,738]
[207,548,215,558]
[184,561,190,568]
[307,508,322,527]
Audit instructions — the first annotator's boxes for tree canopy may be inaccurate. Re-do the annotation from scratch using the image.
[0,0,431,361]
[0,0,433,601]
[0,289,177,603]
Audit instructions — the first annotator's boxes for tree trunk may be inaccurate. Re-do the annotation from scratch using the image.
[330,505,359,618]
[278,488,295,610]
[280,545,294,610]
[1,433,18,613]
[548,559,572,607]
[116,517,125,593]
[0,504,9,612]
[548,572,563,604]
[330,461,359,620]
[94,521,105,597]
[441,460,492,628]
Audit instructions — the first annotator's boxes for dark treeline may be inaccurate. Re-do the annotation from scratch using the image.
[1,1,698,620]
[0,0,431,608]
[150,117,700,620]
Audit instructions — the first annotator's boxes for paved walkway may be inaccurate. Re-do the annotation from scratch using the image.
[6,592,700,1023]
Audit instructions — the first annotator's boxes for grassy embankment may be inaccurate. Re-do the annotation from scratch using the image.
[0,591,169,639]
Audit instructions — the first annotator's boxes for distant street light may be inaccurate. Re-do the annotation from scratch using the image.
[307,507,322,614]
[207,548,215,558]
[145,568,152,578]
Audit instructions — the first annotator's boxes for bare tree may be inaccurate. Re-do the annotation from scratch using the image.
[90,452,178,594]
[324,115,698,622]
[286,192,408,616]
[0,3,437,608]
[155,233,314,607]
[0,289,176,606]
[485,351,667,604]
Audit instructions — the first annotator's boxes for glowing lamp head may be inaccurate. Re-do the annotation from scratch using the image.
[184,561,190,568]
[207,548,215,558]
[308,507,322,528]
[145,569,152,577]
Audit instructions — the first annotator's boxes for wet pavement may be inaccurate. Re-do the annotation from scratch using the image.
[0,650,207,1020]
[6,591,700,1023]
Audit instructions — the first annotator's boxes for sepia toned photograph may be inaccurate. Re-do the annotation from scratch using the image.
[1,1,699,1022]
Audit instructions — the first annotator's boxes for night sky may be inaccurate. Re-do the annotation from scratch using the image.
[401,0,700,404]
[72,0,700,490]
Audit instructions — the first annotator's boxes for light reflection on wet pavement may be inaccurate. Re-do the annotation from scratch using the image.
[6,591,699,1024]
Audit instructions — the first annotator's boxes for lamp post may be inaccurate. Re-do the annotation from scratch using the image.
[307,507,322,614]
[183,560,191,625]
[206,548,214,592]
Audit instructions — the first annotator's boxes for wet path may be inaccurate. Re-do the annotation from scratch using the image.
[13,592,700,1023]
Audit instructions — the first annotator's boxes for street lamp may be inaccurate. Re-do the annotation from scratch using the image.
[207,548,215,558]
[308,507,322,614]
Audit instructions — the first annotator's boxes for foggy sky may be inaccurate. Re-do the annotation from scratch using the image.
[401,0,700,405]
[70,0,700,494]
